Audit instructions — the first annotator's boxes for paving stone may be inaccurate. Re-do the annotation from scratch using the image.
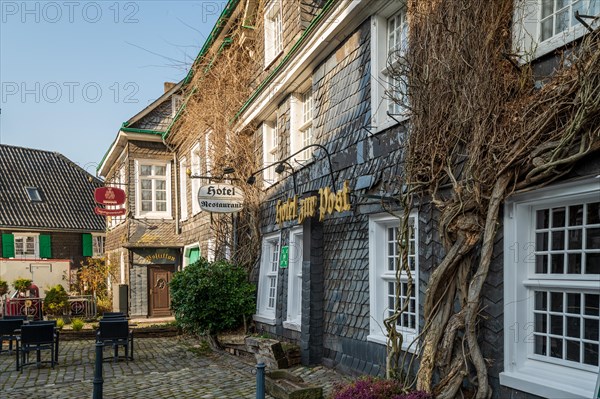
[0,336,347,398]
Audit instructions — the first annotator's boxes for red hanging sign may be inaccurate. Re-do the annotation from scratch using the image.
[94,206,126,217]
[94,187,126,206]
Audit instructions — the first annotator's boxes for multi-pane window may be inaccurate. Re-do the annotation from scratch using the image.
[191,143,201,214]
[15,235,37,257]
[264,0,283,66]
[369,213,419,350]
[298,89,314,161]
[136,161,170,218]
[255,234,280,324]
[179,157,188,221]
[501,180,600,398]
[92,235,105,257]
[514,0,600,60]
[540,0,600,42]
[262,121,278,185]
[384,223,417,330]
[385,11,408,116]
[531,201,600,368]
[140,164,167,212]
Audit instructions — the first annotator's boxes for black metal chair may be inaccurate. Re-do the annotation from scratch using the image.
[29,320,59,363]
[97,320,133,362]
[0,319,23,354]
[3,315,27,320]
[16,323,56,371]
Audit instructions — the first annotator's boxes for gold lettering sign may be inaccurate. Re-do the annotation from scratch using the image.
[274,180,351,226]
[318,180,351,221]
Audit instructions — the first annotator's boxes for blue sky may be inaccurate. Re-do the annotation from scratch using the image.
[0,0,226,175]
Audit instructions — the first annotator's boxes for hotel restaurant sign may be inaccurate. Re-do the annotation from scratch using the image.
[276,180,351,226]
[198,184,244,213]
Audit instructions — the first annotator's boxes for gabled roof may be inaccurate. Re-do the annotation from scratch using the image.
[0,144,105,232]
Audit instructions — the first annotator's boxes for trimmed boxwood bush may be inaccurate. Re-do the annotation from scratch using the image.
[170,258,255,335]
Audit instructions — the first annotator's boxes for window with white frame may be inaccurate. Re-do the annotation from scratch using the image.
[92,234,105,257]
[262,120,278,186]
[135,160,171,218]
[368,212,418,351]
[171,94,183,117]
[264,0,283,66]
[179,157,188,221]
[514,0,600,61]
[284,228,303,331]
[14,233,39,258]
[191,143,202,215]
[501,179,600,399]
[255,233,280,324]
[371,3,409,133]
[205,132,213,176]
[108,166,126,229]
[291,87,314,163]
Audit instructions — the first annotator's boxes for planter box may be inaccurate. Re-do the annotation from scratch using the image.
[266,370,323,399]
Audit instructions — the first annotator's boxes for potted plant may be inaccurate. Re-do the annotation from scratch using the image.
[0,280,8,296]
[12,278,32,296]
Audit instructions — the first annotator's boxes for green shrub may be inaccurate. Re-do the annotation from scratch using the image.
[0,279,8,296]
[56,318,65,330]
[13,278,32,293]
[96,297,112,315]
[170,258,256,335]
[43,285,69,316]
[71,318,85,331]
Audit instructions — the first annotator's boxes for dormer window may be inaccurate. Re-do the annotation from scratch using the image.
[25,187,42,202]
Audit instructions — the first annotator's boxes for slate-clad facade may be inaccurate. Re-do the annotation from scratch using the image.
[0,144,105,294]
[98,83,183,318]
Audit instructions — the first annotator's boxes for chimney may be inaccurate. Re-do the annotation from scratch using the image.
[164,82,177,93]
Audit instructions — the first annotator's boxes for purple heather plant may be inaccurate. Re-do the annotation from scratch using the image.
[332,377,432,399]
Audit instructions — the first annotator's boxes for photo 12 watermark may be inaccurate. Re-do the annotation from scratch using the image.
[1,81,140,104]
[1,1,139,24]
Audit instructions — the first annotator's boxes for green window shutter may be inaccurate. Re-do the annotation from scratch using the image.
[82,233,93,257]
[2,234,15,258]
[188,248,200,265]
[39,234,52,258]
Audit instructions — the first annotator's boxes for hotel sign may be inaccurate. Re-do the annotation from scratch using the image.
[198,184,244,213]
[276,180,351,226]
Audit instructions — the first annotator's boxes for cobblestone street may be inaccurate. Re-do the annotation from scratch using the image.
[0,336,346,399]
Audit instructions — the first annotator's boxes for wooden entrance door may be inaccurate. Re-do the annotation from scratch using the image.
[149,266,173,317]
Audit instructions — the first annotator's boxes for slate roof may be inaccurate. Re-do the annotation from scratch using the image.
[0,145,105,232]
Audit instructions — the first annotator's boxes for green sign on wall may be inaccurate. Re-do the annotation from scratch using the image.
[279,246,289,268]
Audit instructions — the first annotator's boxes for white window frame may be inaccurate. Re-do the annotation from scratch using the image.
[264,0,283,67]
[91,234,105,258]
[171,94,183,117]
[290,87,314,164]
[206,238,216,262]
[108,166,126,230]
[370,2,409,133]
[284,227,303,331]
[134,159,172,219]
[255,232,281,325]
[501,178,600,399]
[183,243,200,268]
[368,212,419,353]
[191,143,202,215]
[14,233,39,259]
[179,157,188,221]
[262,120,278,187]
[513,0,600,62]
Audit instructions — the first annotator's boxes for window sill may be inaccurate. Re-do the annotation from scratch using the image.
[283,320,301,332]
[253,314,276,325]
[367,332,419,354]
[499,363,597,399]
[373,114,408,135]
[135,214,173,220]
[264,50,283,71]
